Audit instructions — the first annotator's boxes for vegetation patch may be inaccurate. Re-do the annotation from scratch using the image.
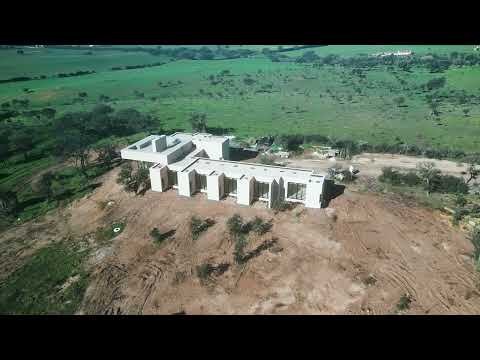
[150,227,175,245]
[0,241,90,314]
[190,216,215,240]
[95,221,125,244]
[396,294,413,312]
[226,214,273,264]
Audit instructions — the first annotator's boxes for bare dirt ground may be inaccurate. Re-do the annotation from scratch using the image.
[284,152,473,180]
[2,166,480,315]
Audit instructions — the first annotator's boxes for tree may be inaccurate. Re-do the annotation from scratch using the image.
[117,162,138,193]
[393,96,406,107]
[37,172,55,200]
[95,143,118,167]
[189,113,207,133]
[417,162,441,194]
[0,131,9,162]
[296,50,320,63]
[10,126,34,161]
[466,164,480,184]
[0,190,18,216]
[425,77,446,91]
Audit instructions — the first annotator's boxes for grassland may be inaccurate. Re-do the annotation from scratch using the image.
[1,45,480,225]
[2,47,480,150]
[0,241,90,315]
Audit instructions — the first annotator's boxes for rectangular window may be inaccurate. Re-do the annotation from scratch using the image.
[287,182,306,201]
[168,170,178,187]
[254,181,269,199]
[196,173,207,191]
[224,177,237,195]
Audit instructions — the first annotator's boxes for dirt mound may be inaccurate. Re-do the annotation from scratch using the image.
[2,167,480,314]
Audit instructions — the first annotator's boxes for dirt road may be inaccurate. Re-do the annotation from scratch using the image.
[284,152,472,179]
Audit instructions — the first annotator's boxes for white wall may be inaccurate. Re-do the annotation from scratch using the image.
[149,166,162,192]
[192,138,229,160]
[207,173,224,201]
[178,170,195,197]
[305,176,325,209]
[237,176,253,206]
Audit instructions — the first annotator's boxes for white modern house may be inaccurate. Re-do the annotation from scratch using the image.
[121,132,327,209]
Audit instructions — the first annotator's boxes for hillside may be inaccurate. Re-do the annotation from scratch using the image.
[1,167,479,314]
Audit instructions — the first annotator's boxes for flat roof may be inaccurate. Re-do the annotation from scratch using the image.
[181,158,317,182]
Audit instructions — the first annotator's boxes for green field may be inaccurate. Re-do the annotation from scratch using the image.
[2,45,480,150]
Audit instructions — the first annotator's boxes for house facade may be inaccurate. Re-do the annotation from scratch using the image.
[121,132,327,209]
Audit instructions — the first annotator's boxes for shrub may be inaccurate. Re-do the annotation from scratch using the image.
[379,167,402,185]
[402,171,421,186]
[470,227,480,261]
[271,199,293,213]
[250,216,273,235]
[455,195,468,207]
[150,228,175,245]
[196,263,215,280]
[190,216,215,240]
[233,234,248,264]
[259,154,276,165]
[452,208,470,225]
[396,294,412,311]
[227,214,244,235]
[434,175,469,194]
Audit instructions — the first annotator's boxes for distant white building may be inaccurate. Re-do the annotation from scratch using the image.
[121,132,327,209]
[372,50,413,57]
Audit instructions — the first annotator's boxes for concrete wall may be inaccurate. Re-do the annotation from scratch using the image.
[178,169,196,197]
[120,140,194,165]
[269,179,280,208]
[149,165,168,192]
[237,176,253,206]
[192,138,229,160]
[152,135,167,152]
[305,176,325,209]
[165,141,194,164]
[207,173,224,201]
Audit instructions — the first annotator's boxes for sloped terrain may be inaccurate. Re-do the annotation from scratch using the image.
[1,167,479,314]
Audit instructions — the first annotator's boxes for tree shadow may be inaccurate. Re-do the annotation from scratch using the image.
[212,263,230,276]
[323,180,345,207]
[206,126,235,136]
[229,147,258,161]
[160,229,176,241]
[17,196,47,212]
[241,238,278,263]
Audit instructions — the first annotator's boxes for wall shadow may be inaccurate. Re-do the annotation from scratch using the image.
[206,126,235,136]
[323,180,345,207]
[229,148,258,161]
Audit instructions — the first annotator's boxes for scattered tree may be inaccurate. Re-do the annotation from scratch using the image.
[189,113,207,133]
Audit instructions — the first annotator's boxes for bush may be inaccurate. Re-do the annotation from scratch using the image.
[452,208,470,225]
[379,167,402,185]
[433,175,469,194]
[455,195,468,207]
[250,216,273,235]
[196,263,215,280]
[402,171,421,186]
[150,228,165,244]
[470,227,480,261]
[190,216,215,240]
[259,154,276,165]
[233,234,248,265]
[227,214,244,235]
[271,199,293,213]
[396,294,412,311]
